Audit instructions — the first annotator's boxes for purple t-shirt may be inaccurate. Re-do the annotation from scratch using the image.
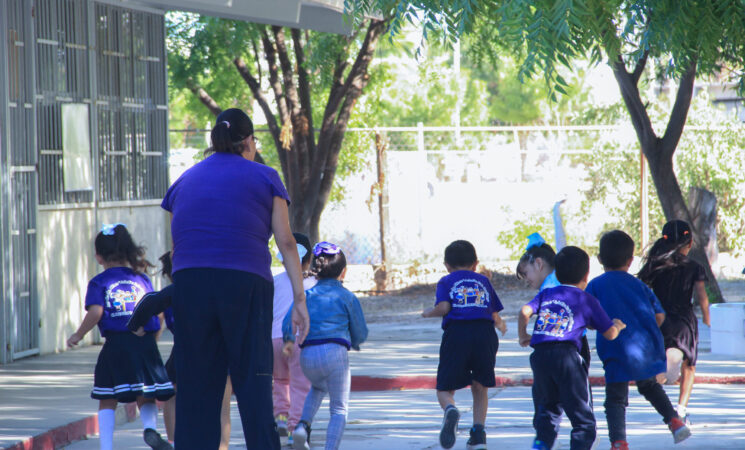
[526,285,613,352]
[85,267,158,336]
[161,153,290,281]
[435,270,504,330]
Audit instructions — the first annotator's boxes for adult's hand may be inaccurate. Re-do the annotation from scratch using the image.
[292,296,310,345]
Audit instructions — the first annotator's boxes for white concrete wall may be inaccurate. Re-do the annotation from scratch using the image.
[37,204,169,355]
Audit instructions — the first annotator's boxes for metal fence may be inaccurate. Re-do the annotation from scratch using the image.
[33,0,169,206]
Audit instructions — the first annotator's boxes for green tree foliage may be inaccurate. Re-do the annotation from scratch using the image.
[349,0,745,299]
[582,93,745,256]
[167,13,390,241]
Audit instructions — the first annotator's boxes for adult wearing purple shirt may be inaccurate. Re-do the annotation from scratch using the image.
[162,108,309,449]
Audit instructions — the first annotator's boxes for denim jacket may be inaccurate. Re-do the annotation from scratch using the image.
[282,278,368,350]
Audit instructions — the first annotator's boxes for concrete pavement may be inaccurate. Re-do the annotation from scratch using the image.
[3,317,745,449]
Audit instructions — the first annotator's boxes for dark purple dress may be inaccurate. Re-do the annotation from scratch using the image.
[649,260,707,365]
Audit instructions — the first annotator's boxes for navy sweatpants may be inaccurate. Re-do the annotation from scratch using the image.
[605,377,677,443]
[173,268,279,450]
[530,343,596,450]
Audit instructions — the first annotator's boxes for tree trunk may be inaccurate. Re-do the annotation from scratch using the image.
[614,56,724,302]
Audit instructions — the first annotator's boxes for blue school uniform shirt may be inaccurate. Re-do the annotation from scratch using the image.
[161,152,290,282]
[85,267,158,336]
[586,271,666,383]
[526,285,613,352]
[435,270,504,330]
[540,271,560,291]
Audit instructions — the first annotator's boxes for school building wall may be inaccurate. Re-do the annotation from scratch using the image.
[1,0,170,363]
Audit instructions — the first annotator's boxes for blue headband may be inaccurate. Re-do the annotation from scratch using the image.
[526,232,546,250]
[101,223,126,236]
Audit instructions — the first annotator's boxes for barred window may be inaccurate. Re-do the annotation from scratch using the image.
[36,0,168,205]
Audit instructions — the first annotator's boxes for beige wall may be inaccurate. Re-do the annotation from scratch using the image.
[37,204,169,355]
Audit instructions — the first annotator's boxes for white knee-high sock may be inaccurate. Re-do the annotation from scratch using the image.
[140,402,158,430]
[98,408,115,450]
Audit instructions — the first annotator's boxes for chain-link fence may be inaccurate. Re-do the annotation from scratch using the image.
[169,124,745,278]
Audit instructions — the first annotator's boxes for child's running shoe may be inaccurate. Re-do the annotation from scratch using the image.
[668,417,692,444]
[611,440,630,449]
[292,420,311,450]
[276,414,289,437]
[439,405,460,449]
[531,439,549,450]
[466,424,487,450]
[287,432,294,447]
[143,428,173,450]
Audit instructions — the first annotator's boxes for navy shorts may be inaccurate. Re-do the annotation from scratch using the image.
[436,320,499,391]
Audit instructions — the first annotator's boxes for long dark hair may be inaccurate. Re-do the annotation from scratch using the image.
[638,219,692,285]
[159,251,174,284]
[95,224,154,274]
[206,108,254,156]
[516,243,556,279]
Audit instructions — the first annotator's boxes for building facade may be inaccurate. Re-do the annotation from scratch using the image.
[0,0,170,363]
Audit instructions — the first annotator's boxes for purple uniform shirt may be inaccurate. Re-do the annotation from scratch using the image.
[435,270,504,330]
[526,285,613,352]
[161,153,290,281]
[85,267,158,336]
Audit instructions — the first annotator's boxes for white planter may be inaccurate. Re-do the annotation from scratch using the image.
[710,303,745,356]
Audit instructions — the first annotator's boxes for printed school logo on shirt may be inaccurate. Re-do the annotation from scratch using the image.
[533,299,574,337]
[449,279,490,308]
[106,280,146,318]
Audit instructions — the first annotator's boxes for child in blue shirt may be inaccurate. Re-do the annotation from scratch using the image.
[519,246,625,450]
[282,242,368,450]
[422,240,507,450]
[586,230,691,449]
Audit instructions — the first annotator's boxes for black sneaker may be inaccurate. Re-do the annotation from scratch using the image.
[466,425,487,450]
[292,420,311,450]
[143,428,172,450]
[439,405,460,449]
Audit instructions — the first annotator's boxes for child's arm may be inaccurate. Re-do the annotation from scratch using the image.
[67,305,104,347]
[422,301,451,318]
[655,312,665,327]
[348,294,369,350]
[601,318,626,340]
[492,311,507,336]
[517,305,534,347]
[694,280,711,326]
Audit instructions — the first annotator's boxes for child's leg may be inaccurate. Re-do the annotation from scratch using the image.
[604,382,629,443]
[98,399,117,450]
[219,376,232,450]
[163,394,176,442]
[437,390,456,410]
[137,396,158,430]
[635,377,678,424]
[555,353,595,449]
[272,338,291,420]
[470,381,488,426]
[678,360,696,410]
[665,348,684,385]
[322,345,351,450]
[288,341,311,432]
[298,345,330,425]
[529,350,562,448]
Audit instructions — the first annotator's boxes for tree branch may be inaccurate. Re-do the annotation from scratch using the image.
[660,58,698,159]
[291,28,316,147]
[185,78,222,116]
[261,27,289,125]
[611,55,657,152]
[631,49,649,85]
[232,57,286,175]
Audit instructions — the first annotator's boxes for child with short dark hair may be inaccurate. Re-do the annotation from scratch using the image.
[519,246,625,450]
[282,242,368,450]
[67,224,173,450]
[638,220,710,424]
[422,240,507,450]
[586,230,691,449]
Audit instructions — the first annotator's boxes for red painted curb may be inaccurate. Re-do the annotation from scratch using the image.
[350,375,745,391]
[3,403,137,450]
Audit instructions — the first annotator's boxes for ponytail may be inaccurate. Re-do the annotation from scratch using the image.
[95,224,154,274]
[206,108,254,156]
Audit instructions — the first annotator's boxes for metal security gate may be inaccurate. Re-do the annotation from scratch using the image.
[2,0,39,360]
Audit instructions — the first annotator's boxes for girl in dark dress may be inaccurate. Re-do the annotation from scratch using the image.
[638,220,711,425]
